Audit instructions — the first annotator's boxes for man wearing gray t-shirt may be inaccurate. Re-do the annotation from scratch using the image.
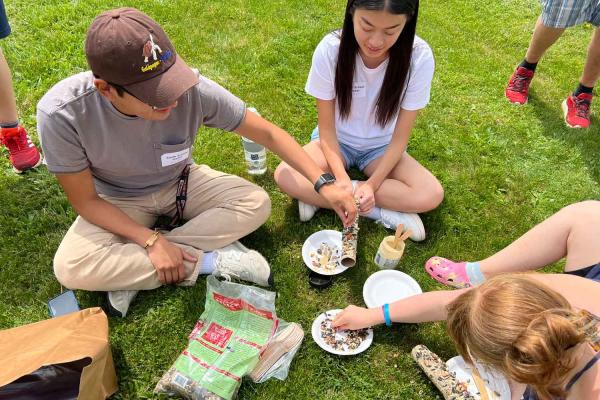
[38,8,356,317]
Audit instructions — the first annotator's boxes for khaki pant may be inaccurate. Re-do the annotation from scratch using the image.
[54,164,271,291]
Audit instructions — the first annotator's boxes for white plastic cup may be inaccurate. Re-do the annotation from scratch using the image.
[242,108,267,175]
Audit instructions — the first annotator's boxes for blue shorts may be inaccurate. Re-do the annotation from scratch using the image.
[540,0,600,28]
[566,261,600,282]
[310,128,387,172]
[0,0,10,39]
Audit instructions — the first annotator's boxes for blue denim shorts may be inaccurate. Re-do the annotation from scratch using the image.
[0,0,10,39]
[310,128,387,172]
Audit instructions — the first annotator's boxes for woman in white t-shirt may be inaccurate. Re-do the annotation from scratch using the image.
[274,0,442,241]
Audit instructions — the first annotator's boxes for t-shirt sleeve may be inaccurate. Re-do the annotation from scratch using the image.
[305,35,337,101]
[196,77,246,132]
[37,108,89,174]
[400,42,435,111]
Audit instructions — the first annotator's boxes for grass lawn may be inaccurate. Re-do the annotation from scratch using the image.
[1,0,599,398]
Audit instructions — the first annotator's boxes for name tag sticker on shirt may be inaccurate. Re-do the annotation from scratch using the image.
[352,82,367,98]
[161,148,190,167]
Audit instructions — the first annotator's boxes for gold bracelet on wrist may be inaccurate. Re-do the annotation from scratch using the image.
[144,230,160,249]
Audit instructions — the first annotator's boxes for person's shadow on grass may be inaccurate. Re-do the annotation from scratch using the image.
[529,90,600,186]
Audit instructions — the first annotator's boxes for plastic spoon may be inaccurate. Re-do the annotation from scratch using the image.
[399,229,412,242]
[393,224,404,249]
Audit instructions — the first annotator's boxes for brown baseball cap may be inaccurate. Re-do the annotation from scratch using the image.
[85,8,199,108]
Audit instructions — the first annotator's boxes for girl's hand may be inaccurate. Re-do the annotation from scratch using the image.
[332,305,382,330]
[354,182,376,214]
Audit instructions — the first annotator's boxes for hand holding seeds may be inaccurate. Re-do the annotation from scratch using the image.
[354,182,375,214]
[321,311,370,351]
[332,305,382,330]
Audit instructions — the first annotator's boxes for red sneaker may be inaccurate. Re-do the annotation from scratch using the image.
[562,93,592,128]
[0,126,42,173]
[505,66,534,104]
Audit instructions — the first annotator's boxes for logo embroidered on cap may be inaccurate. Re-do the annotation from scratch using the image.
[140,33,172,72]
[143,34,162,63]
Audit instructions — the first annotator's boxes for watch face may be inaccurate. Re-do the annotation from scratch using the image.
[315,173,337,192]
[323,173,335,183]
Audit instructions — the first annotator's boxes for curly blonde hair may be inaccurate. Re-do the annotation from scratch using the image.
[446,274,590,399]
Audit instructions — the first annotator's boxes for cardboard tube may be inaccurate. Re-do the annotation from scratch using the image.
[341,205,359,267]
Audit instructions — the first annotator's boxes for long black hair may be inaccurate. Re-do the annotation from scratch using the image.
[335,0,419,127]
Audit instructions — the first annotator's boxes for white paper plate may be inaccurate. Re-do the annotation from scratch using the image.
[362,270,422,308]
[302,230,348,276]
[311,309,373,356]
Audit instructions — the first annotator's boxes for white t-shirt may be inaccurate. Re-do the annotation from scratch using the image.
[305,32,434,150]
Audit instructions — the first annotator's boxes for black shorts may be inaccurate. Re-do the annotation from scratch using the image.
[0,0,11,40]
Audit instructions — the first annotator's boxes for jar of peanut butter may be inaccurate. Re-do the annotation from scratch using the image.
[374,236,405,269]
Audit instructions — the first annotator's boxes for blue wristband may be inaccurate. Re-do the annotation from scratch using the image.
[383,303,392,327]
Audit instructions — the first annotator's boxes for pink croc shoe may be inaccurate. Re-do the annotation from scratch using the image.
[425,256,472,289]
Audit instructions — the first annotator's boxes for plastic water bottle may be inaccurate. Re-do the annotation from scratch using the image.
[242,108,267,175]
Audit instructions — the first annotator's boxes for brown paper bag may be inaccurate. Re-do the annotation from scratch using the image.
[0,307,118,400]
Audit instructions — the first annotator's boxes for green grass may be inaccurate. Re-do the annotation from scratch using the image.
[1,0,599,399]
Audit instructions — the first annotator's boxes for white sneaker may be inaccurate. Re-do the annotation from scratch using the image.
[107,290,138,317]
[298,201,319,222]
[213,241,273,286]
[376,209,426,242]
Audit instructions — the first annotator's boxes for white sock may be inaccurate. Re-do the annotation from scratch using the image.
[200,251,216,275]
[364,207,382,221]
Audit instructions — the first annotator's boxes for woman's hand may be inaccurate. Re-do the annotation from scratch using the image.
[354,181,376,215]
[336,176,355,196]
[319,184,358,227]
[332,305,382,330]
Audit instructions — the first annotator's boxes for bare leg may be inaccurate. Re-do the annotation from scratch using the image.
[480,201,600,277]
[0,47,18,123]
[274,140,337,209]
[362,153,444,213]
[580,27,600,87]
[524,16,565,64]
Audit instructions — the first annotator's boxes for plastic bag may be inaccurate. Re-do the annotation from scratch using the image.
[155,277,284,399]
[248,321,304,383]
[0,358,90,400]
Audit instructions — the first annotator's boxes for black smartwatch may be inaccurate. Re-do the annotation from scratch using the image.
[314,173,336,193]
